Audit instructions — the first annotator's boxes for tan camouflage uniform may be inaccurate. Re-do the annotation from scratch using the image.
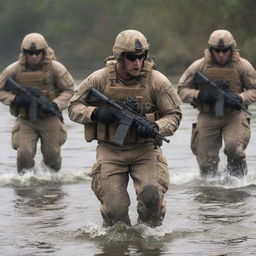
[69,30,182,227]
[178,30,256,177]
[0,33,74,173]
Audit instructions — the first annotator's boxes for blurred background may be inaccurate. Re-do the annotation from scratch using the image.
[1,2,256,255]
[0,0,256,81]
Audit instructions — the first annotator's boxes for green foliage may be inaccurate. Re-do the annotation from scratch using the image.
[0,0,256,77]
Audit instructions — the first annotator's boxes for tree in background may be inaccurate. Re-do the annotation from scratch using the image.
[0,0,256,78]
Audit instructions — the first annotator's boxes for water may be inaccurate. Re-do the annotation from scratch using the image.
[0,98,256,256]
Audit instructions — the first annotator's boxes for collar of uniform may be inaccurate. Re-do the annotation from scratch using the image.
[116,72,138,85]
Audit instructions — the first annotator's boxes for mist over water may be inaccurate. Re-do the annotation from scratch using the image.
[0,100,256,255]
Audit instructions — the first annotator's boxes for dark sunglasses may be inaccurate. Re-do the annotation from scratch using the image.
[125,53,145,61]
[24,49,43,56]
[212,47,231,53]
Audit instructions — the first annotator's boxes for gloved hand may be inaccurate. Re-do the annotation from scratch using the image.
[225,94,243,110]
[40,102,59,113]
[197,90,216,104]
[136,124,158,138]
[12,94,32,107]
[91,107,120,124]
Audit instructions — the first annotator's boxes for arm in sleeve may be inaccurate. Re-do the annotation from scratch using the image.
[51,61,74,110]
[152,72,182,137]
[177,58,204,103]
[68,69,106,124]
[238,58,256,105]
[0,64,18,105]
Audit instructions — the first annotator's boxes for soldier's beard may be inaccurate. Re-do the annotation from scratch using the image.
[28,61,43,70]
[118,58,143,79]
[127,70,141,78]
[118,62,141,79]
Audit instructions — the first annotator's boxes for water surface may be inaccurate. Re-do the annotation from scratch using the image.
[0,98,256,256]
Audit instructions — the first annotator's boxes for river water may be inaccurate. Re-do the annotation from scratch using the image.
[0,91,256,256]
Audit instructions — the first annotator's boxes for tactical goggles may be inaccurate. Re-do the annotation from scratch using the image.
[23,49,43,56]
[212,47,231,53]
[125,53,145,61]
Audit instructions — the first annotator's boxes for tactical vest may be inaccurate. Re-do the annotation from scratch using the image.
[10,59,59,119]
[196,51,242,113]
[84,59,159,144]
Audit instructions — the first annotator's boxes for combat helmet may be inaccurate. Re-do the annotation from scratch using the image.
[113,30,150,61]
[208,29,237,50]
[21,33,48,52]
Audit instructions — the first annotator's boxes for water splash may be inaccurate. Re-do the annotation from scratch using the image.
[171,165,256,189]
[0,166,90,187]
[73,222,190,242]
[171,169,200,185]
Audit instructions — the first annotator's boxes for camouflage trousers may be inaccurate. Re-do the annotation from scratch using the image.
[11,116,67,173]
[89,141,170,227]
[191,111,250,177]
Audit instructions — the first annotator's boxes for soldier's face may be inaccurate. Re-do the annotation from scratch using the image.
[212,47,231,65]
[25,49,44,66]
[124,52,145,75]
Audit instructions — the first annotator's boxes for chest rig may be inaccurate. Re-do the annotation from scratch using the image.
[15,59,58,100]
[84,59,158,144]
[10,58,58,119]
[196,51,242,114]
[105,59,155,111]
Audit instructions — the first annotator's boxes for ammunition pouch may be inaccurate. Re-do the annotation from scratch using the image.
[84,112,159,144]
[10,103,57,120]
[196,101,238,115]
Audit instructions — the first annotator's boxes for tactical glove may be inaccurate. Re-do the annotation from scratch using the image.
[225,94,243,110]
[136,123,158,138]
[91,107,120,124]
[12,94,32,107]
[40,102,59,113]
[197,90,216,104]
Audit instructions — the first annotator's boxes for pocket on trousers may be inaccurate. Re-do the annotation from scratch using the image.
[191,122,198,155]
[11,123,21,150]
[241,118,251,147]
[89,162,104,202]
[58,122,67,146]
[156,154,170,193]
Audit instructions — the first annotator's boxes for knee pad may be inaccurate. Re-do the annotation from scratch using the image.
[137,185,163,227]
[43,150,61,171]
[139,185,160,211]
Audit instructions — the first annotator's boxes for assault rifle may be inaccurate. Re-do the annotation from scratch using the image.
[5,78,63,123]
[86,87,170,146]
[194,71,251,117]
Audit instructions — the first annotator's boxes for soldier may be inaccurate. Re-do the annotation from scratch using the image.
[0,33,74,174]
[68,30,182,227]
[178,29,256,177]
